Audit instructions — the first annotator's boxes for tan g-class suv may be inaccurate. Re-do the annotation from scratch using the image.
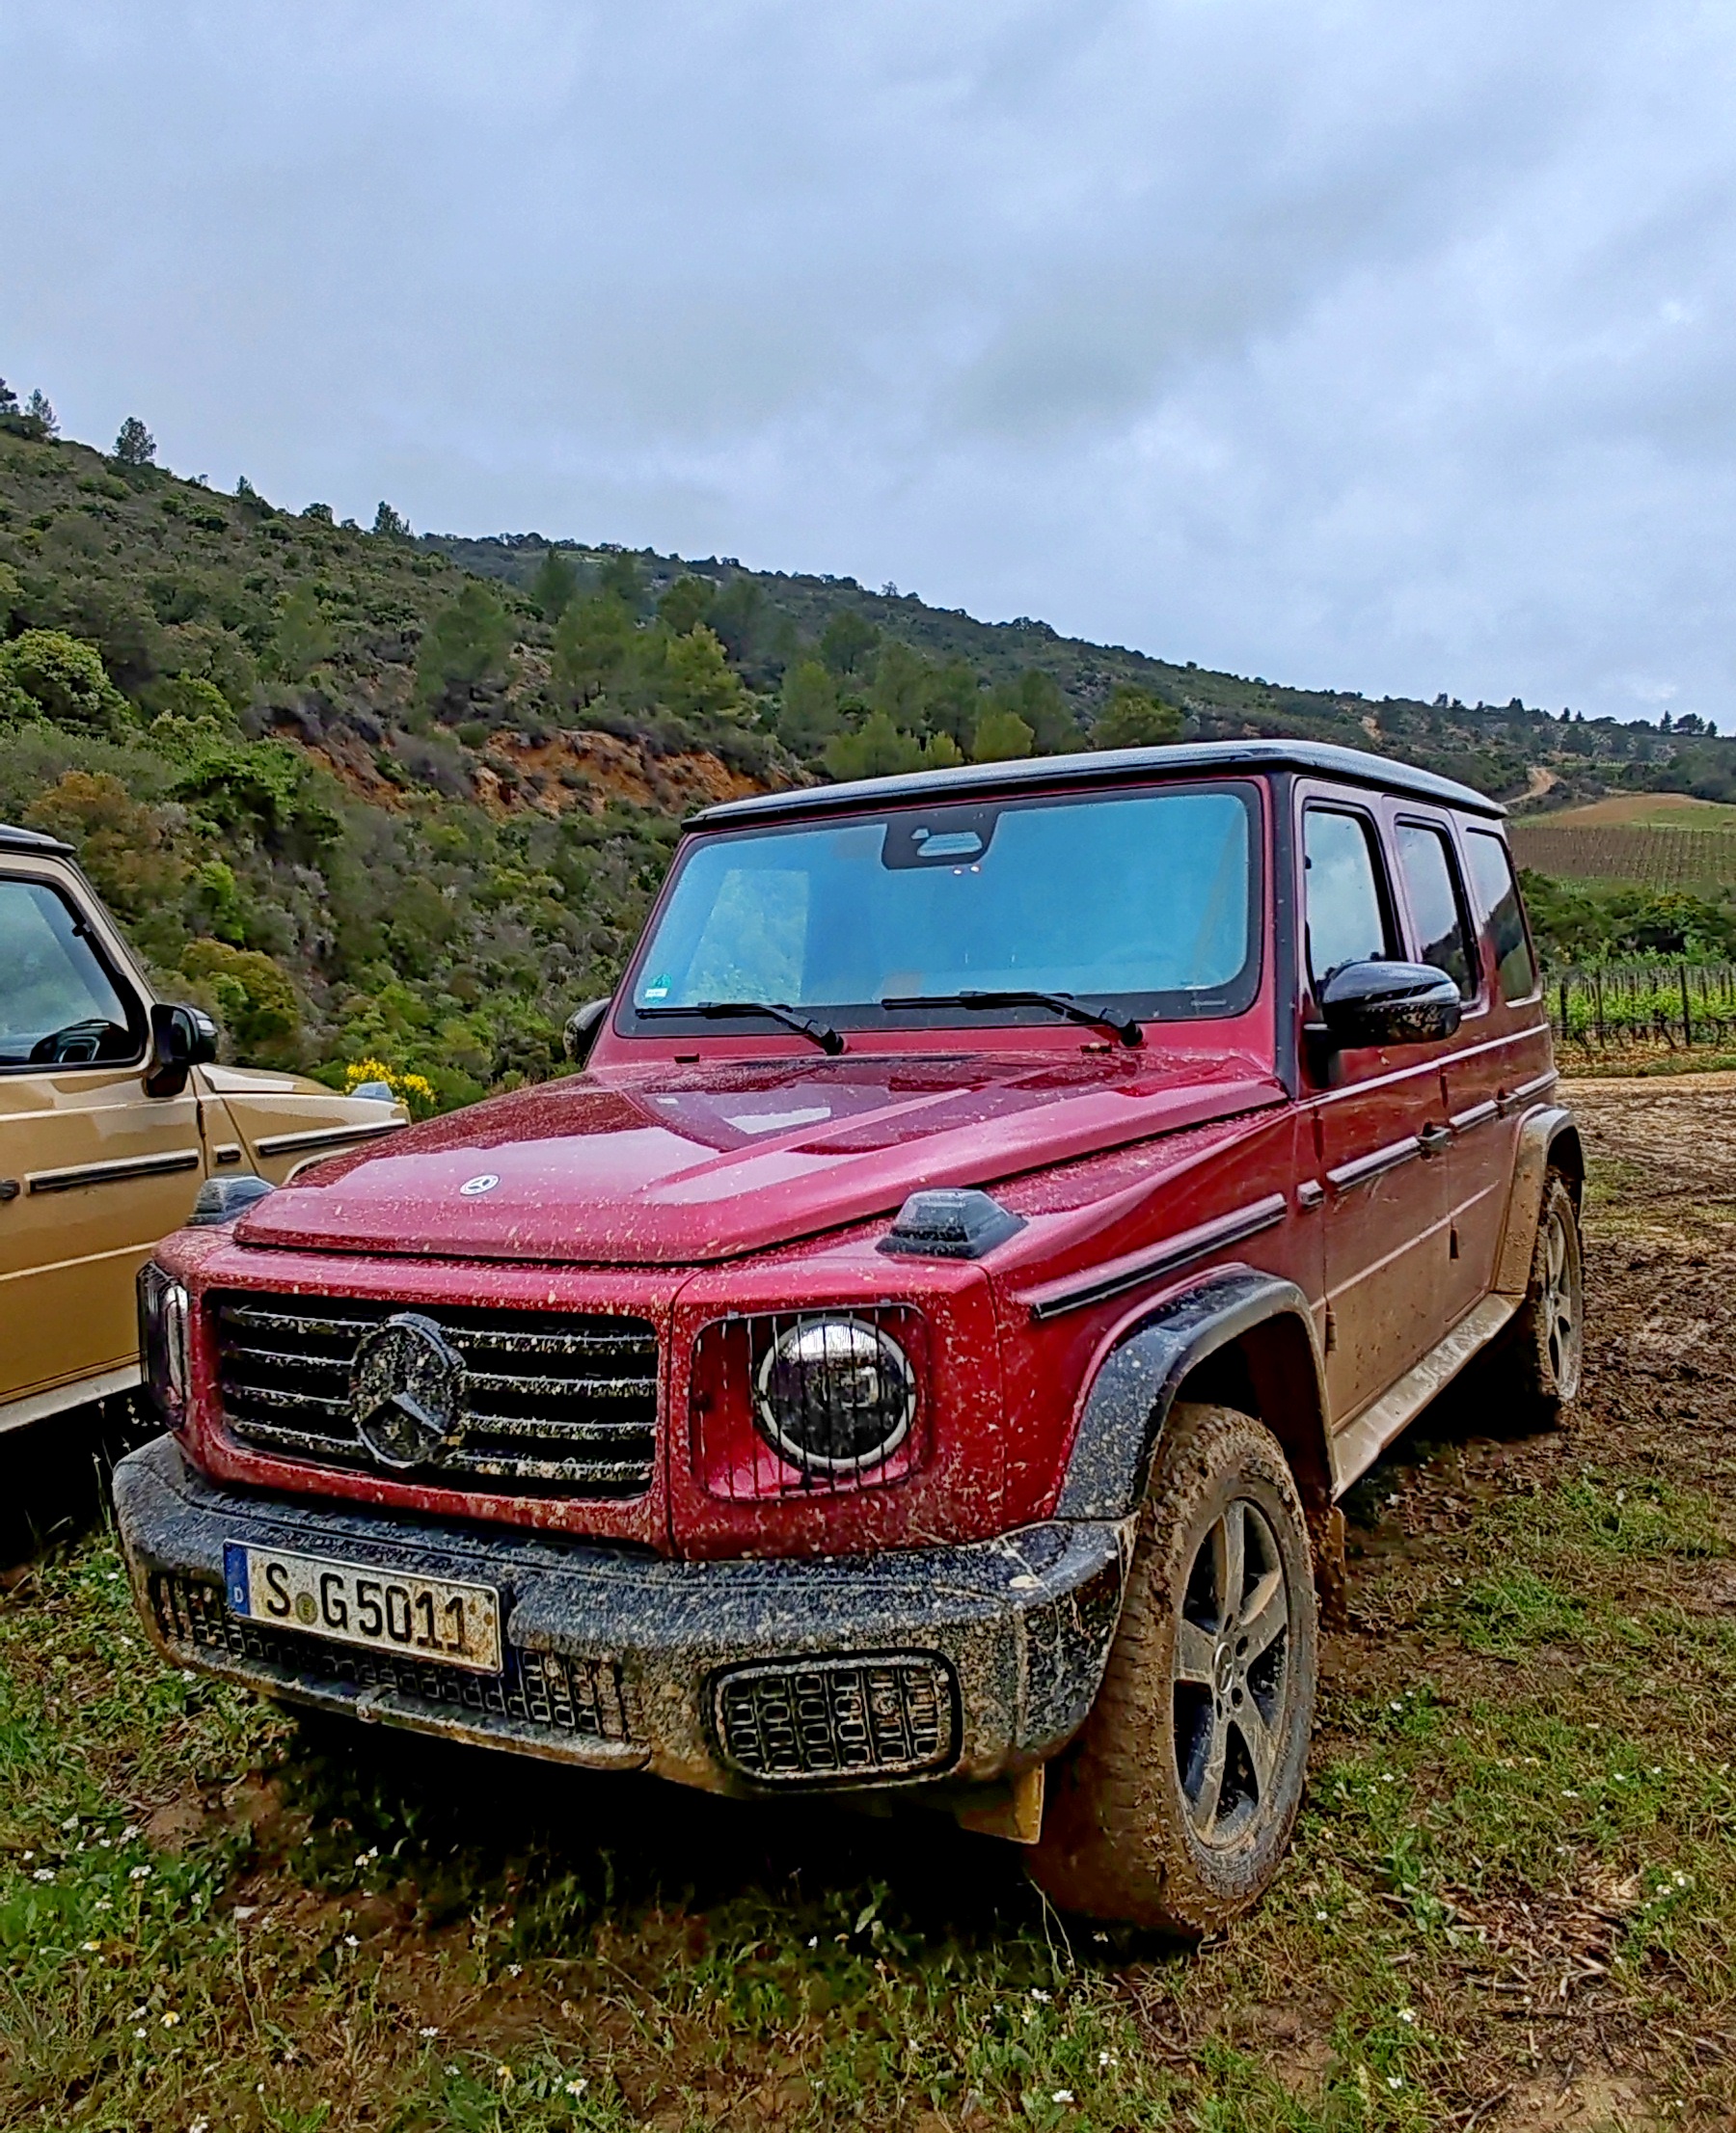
[0,820,406,1437]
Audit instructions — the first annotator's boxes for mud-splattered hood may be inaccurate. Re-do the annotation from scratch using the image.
[234,1050,1285,1265]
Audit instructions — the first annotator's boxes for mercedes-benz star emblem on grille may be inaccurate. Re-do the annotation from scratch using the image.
[350,1313,467,1469]
[459,1173,501,1196]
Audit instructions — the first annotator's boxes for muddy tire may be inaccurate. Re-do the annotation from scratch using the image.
[1501,1168,1585,1422]
[1027,1402,1318,1933]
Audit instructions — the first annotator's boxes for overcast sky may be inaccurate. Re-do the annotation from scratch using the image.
[4,2,1734,722]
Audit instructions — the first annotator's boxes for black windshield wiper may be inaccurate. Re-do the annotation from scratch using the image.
[880,989,1144,1048]
[635,1000,845,1055]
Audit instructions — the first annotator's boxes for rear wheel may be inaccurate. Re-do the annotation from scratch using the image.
[1502,1168,1584,1421]
[1028,1402,1318,1932]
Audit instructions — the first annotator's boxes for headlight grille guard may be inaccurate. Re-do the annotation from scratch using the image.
[689,1304,930,1502]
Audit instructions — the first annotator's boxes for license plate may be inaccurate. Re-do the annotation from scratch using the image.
[223,1544,502,1675]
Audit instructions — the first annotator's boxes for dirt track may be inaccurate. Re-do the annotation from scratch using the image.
[1307,1073,1736,2126]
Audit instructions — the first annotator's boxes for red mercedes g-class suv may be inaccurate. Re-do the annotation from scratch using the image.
[116,741,1583,1930]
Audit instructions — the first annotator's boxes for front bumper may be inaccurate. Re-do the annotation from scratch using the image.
[113,1436,1133,1798]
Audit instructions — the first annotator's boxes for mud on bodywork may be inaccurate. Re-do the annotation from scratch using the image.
[115,1435,1133,1800]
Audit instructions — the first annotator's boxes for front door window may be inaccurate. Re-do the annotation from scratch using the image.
[1303,807,1395,988]
[0,879,141,1068]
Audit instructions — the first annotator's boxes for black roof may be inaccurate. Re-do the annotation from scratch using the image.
[0,821,72,856]
[690,738,1505,830]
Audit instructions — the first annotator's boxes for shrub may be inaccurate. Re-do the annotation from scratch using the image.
[971,708,1034,762]
[0,630,132,736]
[341,1055,438,1118]
[825,711,926,780]
[21,772,188,922]
[179,938,302,1061]
[1094,684,1182,750]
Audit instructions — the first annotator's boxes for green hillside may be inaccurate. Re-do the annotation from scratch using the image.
[5,388,1736,1101]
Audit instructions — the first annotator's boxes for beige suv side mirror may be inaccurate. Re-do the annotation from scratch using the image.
[145,1002,219,1098]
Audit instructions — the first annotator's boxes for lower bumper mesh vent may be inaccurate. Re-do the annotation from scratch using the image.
[713,1654,956,1783]
[151,1573,630,1744]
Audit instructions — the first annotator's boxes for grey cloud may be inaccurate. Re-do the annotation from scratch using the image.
[3,0,1736,719]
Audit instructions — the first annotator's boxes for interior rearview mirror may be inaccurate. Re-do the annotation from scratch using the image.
[562,997,610,1067]
[1314,961,1462,1050]
[145,1001,219,1097]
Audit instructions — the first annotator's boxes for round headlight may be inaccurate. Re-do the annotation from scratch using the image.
[753,1317,916,1474]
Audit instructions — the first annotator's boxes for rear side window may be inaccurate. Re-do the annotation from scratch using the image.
[1465,830,1538,1002]
[1394,822,1475,998]
[0,878,140,1069]
[1303,807,1394,988]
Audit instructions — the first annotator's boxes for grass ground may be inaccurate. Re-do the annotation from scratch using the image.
[3,1079,1734,2131]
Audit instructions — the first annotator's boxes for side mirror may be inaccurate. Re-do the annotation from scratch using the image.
[1315,961,1462,1050]
[145,1002,219,1097]
[562,998,610,1067]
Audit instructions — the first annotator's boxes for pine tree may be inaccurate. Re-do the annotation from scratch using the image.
[775,661,841,756]
[415,582,514,709]
[373,501,411,538]
[113,416,156,467]
[529,549,581,623]
[553,593,636,704]
[24,391,57,438]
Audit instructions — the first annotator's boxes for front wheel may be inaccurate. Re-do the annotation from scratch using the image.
[1027,1402,1318,1933]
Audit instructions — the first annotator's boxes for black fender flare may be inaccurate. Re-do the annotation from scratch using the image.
[1054,1269,1328,1520]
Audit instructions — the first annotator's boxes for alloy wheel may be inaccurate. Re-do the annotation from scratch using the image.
[1172,1498,1292,1846]
[1542,1197,1584,1398]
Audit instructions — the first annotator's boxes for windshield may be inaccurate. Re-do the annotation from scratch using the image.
[624,780,1261,1034]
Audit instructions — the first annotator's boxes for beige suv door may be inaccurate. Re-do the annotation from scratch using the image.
[0,862,205,1427]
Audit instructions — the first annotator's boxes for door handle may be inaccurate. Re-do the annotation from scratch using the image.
[1418,1123,1452,1155]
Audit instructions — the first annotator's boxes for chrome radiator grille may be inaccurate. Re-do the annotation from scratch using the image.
[211,1292,659,1496]
[712,1654,956,1783]
[151,1573,631,1742]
